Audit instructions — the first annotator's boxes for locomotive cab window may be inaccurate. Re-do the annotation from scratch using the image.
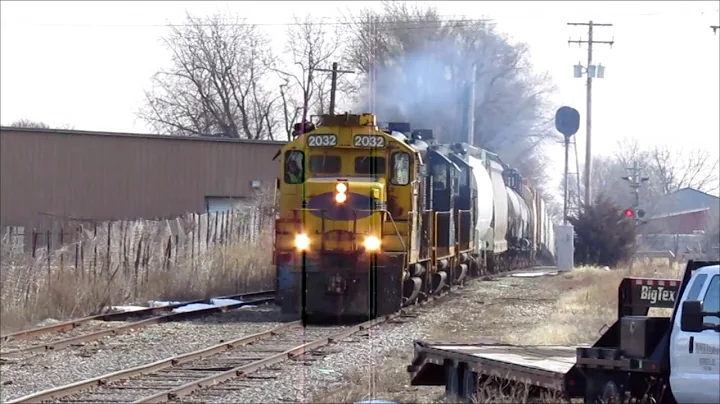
[284,150,305,184]
[355,156,386,175]
[309,155,341,174]
[459,166,469,188]
[391,152,410,185]
[432,164,448,190]
[453,170,460,195]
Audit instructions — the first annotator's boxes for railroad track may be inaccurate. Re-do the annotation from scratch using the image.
[0,291,275,360]
[6,317,401,404]
[5,267,544,403]
[5,284,466,404]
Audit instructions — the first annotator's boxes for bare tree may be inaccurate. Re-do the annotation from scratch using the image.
[8,119,50,129]
[8,119,74,130]
[138,12,280,139]
[274,14,343,139]
[339,1,557,186]
[648,144,719,195]
[561,136,719,214]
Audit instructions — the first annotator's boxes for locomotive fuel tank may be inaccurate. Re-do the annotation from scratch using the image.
[467,156,494,248]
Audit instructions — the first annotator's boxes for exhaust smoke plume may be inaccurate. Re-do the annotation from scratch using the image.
[341,3,557,186]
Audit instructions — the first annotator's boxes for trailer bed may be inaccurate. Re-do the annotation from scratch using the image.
[408,340,585,398]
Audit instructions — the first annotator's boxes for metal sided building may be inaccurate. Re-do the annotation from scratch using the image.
[0,127,286,233]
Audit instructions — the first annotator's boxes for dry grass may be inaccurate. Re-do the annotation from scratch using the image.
[0,208,275,334]
[315,260,686,403]
[505,261,683,346]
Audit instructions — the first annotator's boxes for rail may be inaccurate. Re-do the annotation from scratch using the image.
[0,290,274,343]
[0,291,275,357]
[6,288,457,404]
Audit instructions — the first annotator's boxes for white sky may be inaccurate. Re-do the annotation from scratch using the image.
[2,1,719,194]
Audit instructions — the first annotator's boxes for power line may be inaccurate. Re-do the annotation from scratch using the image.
[567,20,614,206]
[2,9,706,29]
[2,18,496,29]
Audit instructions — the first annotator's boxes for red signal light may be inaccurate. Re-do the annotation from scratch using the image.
[624,208,635,217]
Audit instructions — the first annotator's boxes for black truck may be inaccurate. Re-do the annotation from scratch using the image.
[407,260,720,403]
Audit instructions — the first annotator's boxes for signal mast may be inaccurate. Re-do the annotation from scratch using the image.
[622,161,649,222]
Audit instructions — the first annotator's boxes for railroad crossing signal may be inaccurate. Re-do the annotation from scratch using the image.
[623,207,646,221]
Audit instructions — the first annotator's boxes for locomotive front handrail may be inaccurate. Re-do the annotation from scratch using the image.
[353,209,407,253]
[288,208,406,254]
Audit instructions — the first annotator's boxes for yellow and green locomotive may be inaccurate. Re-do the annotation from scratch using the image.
[273,112,483,322]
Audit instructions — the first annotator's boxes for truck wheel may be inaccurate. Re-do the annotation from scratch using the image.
[444,362,459,397]
[584,376,624,404]
[601,380,624,404]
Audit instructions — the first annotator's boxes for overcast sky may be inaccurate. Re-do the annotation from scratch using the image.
[2,1,718,194]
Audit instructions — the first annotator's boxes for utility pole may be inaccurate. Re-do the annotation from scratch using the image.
[315,62,354,115]
[712,25,719,35]
[568,21,614,206]
[467,64,477,145]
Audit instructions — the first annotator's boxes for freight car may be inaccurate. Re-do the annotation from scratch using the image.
[272,112,557,323]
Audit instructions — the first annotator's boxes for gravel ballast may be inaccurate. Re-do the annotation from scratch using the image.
[0,306,283,403]
[1,270,563,403]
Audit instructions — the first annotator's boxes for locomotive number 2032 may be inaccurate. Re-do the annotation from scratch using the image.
[307,134,338,147]
[353,135,386,148]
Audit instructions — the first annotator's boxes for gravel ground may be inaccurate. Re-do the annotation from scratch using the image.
[0,305,285,403]
[1,269,567,404]
[177,269,566,403]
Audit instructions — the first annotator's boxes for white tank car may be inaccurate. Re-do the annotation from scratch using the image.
[537,196,548,249]
[487,159,508,253]
[467,156,495,250]
[521,184,538,251]
[506,188,530,242]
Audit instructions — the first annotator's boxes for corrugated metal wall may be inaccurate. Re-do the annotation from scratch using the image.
[0,128,285,231]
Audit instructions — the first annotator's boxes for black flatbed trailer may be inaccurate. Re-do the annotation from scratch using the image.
[408,341,585,399]
[407,261,720,402]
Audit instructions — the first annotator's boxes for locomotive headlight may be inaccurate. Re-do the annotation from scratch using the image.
[335,182,348,204]
[294,233,310,251]
[363,235,381,252]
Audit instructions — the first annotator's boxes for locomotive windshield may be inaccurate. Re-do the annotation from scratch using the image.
[355,156,387,175]
[309,155,341,174]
